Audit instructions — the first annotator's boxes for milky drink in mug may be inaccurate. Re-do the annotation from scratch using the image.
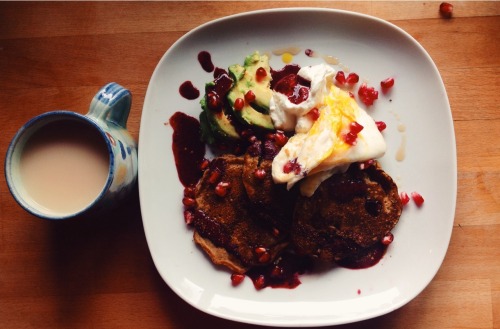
[5,83,138,219]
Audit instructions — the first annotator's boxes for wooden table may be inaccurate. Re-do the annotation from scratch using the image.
[1,2,498,328]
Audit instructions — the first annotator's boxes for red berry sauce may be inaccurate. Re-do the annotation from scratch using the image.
[169,112,206,186]
[198,50,215,73]
[179,81,200,100]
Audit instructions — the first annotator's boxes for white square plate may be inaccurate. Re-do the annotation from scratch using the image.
[138,8,457,327]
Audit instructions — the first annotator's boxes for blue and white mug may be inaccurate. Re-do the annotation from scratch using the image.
[5,82,138,220]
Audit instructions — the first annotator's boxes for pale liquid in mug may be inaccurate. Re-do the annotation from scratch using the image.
[20,120,110,214]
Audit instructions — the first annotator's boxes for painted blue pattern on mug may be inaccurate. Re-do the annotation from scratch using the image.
[118,140,126,160]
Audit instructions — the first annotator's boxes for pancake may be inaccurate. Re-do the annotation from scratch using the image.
[291,162,402,262]
[241,143,297,236]
[192,154,290,273]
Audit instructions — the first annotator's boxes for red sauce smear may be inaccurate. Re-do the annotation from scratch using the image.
[246,252,312,290]
[169,112,206,186]
[198,50,215,72]
[270,64,301,89]
[179,81,200,100]
[271,64,311,104]
[245,243,387,289]
[336,242,388,269]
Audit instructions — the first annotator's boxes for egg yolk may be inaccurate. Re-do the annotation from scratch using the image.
[299,86,359,172]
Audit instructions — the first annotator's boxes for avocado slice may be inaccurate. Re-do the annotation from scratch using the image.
[200,91,240,143]
[227,52,274,130]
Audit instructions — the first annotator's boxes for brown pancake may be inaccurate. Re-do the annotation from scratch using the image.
[291,162,402,262]
[242,148,297,236]
[192,154,290,273]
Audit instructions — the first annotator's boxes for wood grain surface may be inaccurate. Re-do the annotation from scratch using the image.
[0,2,499,328]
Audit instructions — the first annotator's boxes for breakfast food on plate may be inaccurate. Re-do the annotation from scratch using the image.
[241,146,297,234]
[292,161,402,262]
[192,154,292,274]
[270,64,386,197]
[173,50,404,289]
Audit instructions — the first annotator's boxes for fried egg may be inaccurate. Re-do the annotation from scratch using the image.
[271,67,386,196]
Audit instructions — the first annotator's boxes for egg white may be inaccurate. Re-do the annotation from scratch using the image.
[270,64,386,196]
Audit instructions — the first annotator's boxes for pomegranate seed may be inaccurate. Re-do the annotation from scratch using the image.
[184,186,196,198]
[308,107,320,121]
[263,140,279,159]
[208,169,221,184]
[256,67,267,82]
[359,159,374,170]
[358,83,379,106]
[272,228,280,237]
[215,181,231,197]
[199,158,210,171]
[439,2,453,18]
[376,121,387,132]
[265,132,276,141]
[380,77,395,90]
[381,232,394,245]
[182,197,196,208]
[183,210,195,225]
[348,91,355,98]
[346,72,359,84]
[343,131,358,145]
[244,90,256,103]
[207,92,221,110]
[297,87,309,102]
[283,158,302,175]
[337,71,359,86]
[400,192,410,205]
[335,71,346,84]
[258,252,271,263]
[247,141,262,157]
[293,163,302,175]
[254,168,266,180]
[274,130,288,147]
[233,97,244,111]
[270,265,284,278]
[349,121,364,134]
[411,192,425,207]
[253,274,266,290]
[344,121,364,146]
[231,273,245,286]
[255,247,267,255]
[283,161,295,174]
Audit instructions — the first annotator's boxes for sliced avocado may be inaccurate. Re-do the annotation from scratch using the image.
[200,94,240,143]
[228,64,245,82]
[227,52,274,130]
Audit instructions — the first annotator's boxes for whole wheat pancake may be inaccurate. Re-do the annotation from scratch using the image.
[192,154,290,273]
[291,162,402,262]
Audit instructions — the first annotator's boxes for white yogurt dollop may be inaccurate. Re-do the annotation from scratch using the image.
[269,63,336,134]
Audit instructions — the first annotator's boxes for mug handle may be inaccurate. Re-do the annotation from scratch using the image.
[87,82,132,128]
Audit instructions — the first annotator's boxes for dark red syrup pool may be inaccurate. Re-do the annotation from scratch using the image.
[179,81,200,100]
[198,50,215,73]
[169,112,205,187]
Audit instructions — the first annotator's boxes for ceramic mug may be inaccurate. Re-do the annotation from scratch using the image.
[5,82,138,220]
